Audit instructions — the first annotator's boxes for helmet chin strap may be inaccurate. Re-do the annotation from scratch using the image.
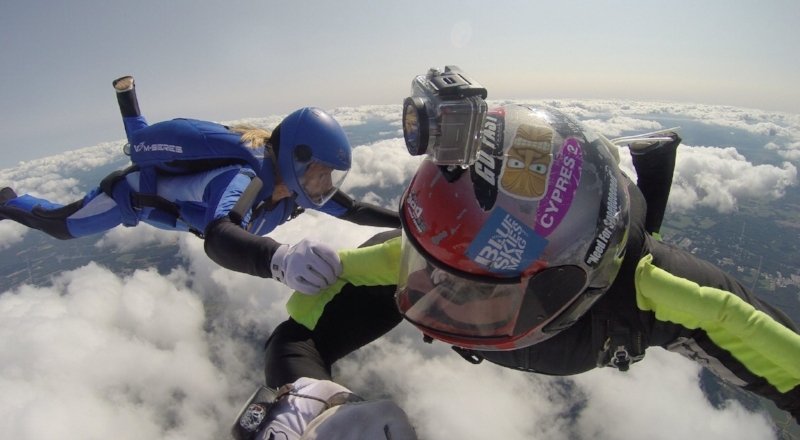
[265,126,294,206]
[265,124,282,184]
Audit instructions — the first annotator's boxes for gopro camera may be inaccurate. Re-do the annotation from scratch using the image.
[402,66,488,166]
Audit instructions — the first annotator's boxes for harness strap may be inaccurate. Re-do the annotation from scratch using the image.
[100,162,301,239]
[592,301,646,371]
[130,193,203,238]
[275,383,363,407]
[229,177,263,226]
[99,165,140,196]
[132,193,181,219]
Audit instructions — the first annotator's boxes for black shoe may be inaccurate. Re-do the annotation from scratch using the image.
[113,76,141,118]
[611,127,682,156]
[113,76,134,93]
[0,187,17,206]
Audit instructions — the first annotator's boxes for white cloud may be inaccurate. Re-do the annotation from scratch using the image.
[336,336,572,440]
[0,174,83,205]
[329,105,401,127]
[0,221,28,249]
[779,149,800,161]
[0,263,242,439]
[220,115,285,131]
[668,146,797,213]
[0,140,128,204]
[94,222,181,252]
[342,138,423,192]
[335,336,776,440]
[0,231,779,440]
[572,350,775,440]
[496,99,800,149]
[581,116,663,138]
[618,144,798,214]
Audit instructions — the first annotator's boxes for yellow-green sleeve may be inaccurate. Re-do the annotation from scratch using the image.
[635,254,800,393]
[285,236,402,330]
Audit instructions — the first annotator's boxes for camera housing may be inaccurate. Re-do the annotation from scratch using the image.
[402,66,488,166]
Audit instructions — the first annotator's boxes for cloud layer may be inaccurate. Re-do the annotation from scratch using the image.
[1,101,796,439]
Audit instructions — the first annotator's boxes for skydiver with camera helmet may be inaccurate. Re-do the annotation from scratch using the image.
[275,65,800,426]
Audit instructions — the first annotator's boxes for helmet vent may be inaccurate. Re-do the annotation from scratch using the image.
[513,266,587,335]
[294,145,312,163]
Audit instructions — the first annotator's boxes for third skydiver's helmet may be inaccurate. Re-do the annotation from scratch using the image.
[397,105,631,351]
[275,107,352,209]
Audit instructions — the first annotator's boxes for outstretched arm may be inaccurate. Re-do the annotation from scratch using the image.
[204,216,282,278]
[268,230,403,387]
[319,190,401,229]
[637,238,800,423]
[202,175,342,294]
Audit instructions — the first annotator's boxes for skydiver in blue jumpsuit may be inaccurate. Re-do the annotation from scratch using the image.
[0,77,400,294]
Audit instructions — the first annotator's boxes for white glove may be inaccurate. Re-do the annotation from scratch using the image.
[270,238,343,295]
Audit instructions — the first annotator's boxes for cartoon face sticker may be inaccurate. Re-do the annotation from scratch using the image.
[499,124,555,200]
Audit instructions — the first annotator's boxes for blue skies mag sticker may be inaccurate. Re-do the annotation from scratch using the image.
[464,208,548,276]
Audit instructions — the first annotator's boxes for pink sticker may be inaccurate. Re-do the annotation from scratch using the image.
[534,138,582,236]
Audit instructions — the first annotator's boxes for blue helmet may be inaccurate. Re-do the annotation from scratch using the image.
[276,107,352,208]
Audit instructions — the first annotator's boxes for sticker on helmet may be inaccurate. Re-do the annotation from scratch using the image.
[471,111,506,211]
[239,403,267,431]
[585,166,620,267]
[499,124,555,200]
[464,208,549,276]
[534,138,583,236]
[405,190,427,233]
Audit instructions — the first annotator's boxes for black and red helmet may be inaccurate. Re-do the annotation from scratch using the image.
[396,105,630,351]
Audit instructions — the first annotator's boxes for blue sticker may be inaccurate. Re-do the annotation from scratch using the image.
[464,208,548,276]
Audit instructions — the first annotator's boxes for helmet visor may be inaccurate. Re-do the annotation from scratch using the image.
[397,229,590,347]
[397,233,529,340]
[294,157,349,206]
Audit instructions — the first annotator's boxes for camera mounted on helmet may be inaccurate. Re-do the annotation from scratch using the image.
[402,66,488,167]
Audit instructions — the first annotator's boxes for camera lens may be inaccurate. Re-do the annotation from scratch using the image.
[403,97,429,156]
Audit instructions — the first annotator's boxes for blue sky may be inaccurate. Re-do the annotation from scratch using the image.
[1,0,799,168]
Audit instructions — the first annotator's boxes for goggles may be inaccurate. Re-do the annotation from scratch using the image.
[294,155,348,207]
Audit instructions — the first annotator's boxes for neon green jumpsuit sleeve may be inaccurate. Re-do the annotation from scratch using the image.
[286,236,402,330]
[635,254,800,393]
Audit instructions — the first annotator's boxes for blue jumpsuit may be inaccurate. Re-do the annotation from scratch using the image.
[0,116,400,278]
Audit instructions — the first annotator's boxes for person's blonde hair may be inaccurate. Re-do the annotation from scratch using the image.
[229,124,272,150]
[228,124,282,183]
